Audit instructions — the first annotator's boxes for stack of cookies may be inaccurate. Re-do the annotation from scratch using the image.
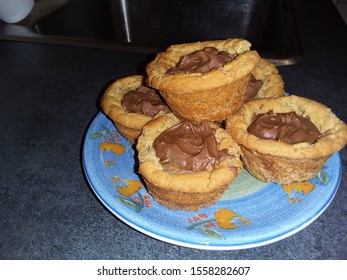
[100,38,347,211]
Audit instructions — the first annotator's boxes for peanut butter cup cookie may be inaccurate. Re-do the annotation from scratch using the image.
[226,95,347,184]
[137,113,243,211]
[146,38,261,122]
[100,75,170,143]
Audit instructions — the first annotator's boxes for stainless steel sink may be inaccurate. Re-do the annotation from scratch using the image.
[0,0,303,65]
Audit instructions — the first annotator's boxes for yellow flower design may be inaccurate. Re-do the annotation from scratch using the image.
[187,208,252,238]
[214,208,239,229]
[282,182,315,195]
[282,182,315,204]
[100,142,125,156]
[117,180,142,197]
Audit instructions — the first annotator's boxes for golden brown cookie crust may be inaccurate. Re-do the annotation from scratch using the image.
[137,112,243,210]
[146,38,260,93]
[159,75,250,122]
[239,146,329,183]
[226,95,347,183]
[100,75,157,143]
[145,39,261,122]
[252,59,285,99]
[142,178,230,211]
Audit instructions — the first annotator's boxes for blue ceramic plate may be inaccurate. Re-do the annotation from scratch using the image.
[82,112,342,250]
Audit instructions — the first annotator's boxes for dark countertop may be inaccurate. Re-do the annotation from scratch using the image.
[1,0,346,259]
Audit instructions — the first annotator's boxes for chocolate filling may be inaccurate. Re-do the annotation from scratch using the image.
[166,47,235,74]
[244,74,263,101]
[247,110,322,144]
[121,85,170,116]
[153,121,230,172]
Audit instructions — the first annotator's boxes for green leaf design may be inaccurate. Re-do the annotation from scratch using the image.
[102,125,116,143]
[316,170,329,184]
[134,192,144,212]
[116,196,138,209]
[186,218,215,230]
[196,226,225,240]
[116,193,144,212]
[89,130,107,139]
